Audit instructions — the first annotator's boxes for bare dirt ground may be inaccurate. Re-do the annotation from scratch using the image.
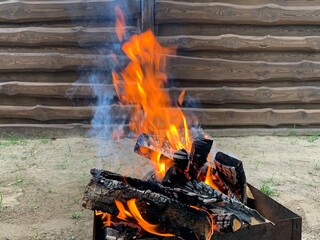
[0,134,319,240]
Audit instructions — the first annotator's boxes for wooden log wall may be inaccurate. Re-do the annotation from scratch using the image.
[0,0,140,129]
[156,0,320,130]
[3,0,320,136]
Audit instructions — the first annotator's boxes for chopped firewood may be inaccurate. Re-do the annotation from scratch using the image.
[214,152,247,203]
[134,133,174,169]
[83,172,213,240]
[84,169,266,238]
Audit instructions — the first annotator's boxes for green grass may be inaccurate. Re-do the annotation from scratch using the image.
[260,179,279,197]
[71,211,82,219]
[307,134,320,143]
[314,164,320,171]
[33,227,41,240]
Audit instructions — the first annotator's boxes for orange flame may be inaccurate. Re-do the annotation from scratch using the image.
[95,211,111,227]
[113,8,192,178]
[127,199,174,237]
[204,165,220,191]
[115,199,133,220]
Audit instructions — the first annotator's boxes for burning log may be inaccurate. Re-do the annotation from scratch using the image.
[83,169,266,239]
[83,170,214,240]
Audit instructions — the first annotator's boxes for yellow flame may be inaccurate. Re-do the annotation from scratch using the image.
[127,199,174,237]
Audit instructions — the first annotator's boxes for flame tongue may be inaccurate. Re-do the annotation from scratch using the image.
[113,14,191,153]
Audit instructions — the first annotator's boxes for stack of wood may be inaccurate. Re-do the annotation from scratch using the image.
[83,130,267,240]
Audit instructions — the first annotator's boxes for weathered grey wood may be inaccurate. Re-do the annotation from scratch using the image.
[163,0,320,6]
[0,96,79,106]
[5,83,320,105]
[178,51,320,63]
[171,86,320,104]
[0,82,115,98]
[0,53,127,72]
[0,72,112,83]
[141,0,155,32]
[0,105,130,121]
[167,56,320,81]
[0,27,136,46]
[0,0,140,23]
[158,24,320,37]
[158,35,320,51]
[188,108,320,127]
[2,105,320,126]
[156,1,320,25]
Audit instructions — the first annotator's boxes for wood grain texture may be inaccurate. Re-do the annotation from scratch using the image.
[171,86,320,104]
[4,83,320,105]
[0,53,127,72]
[0,82,115,98]
[156,1,320,25]
[0,27,136,46]
[1,104,320,126]
[167,55,320,81]
[0,0,140,23]
[161,0,320,6]
[0,105,130,121]
[158,24,320,37]
[158,35,320,51]
[0,71,112,83]
[141,0,155,32]
[0,96,79,106]
[187,108,320,127]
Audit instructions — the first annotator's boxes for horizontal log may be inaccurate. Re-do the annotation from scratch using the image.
[0,27,137,46]
[167,55,320,81]
[158,35,320,51]
[158,24,320,37]
[0,82,115,98]
[0,105,130,121]
[2,105,320,126]
[190,108,320,127]
[7,83,320,104]
[0,96,79,106]
[156,1,320,25]
[0,53,127,72]
[0,71,112,83]
[0,0,140,23]
[178,51,320,63]
[171,86,320,104]
[161,0,320,6]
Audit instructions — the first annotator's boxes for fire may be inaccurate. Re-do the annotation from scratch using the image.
[127,199,174,237]
[112,7,192,176]
[95,211,111,227]
[204,165,220,191]
[114,199,133,220]
[150,152,167,178]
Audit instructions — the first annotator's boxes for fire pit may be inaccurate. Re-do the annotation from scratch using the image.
[92,184,301,240]
[83,5,302,240]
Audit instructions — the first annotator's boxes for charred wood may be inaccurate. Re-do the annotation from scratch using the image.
[214,152,247,203]
[85,169,266,235]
